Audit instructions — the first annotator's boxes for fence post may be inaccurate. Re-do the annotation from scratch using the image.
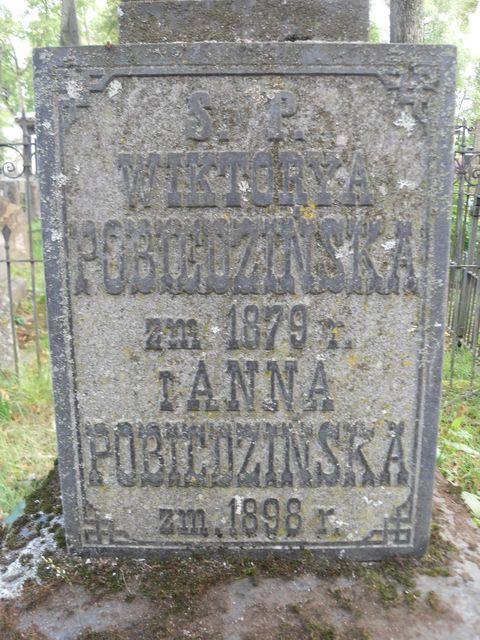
[1,224,19,376]
[18,113,42,371]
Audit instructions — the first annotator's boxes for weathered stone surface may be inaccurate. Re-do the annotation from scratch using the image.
[118,0,369,44]
[3,473,480,639]
[33,42,455,559]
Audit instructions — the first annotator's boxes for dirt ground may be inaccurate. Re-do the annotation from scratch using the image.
[1,472,479,640]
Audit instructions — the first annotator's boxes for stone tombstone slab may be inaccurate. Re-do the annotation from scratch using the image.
[34,42,455,559]
[118,0,369,44]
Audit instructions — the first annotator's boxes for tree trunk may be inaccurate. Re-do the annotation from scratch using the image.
[60,0,80,46]
[390,0,424,43]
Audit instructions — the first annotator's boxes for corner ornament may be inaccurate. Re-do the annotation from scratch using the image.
[380,66,438,126]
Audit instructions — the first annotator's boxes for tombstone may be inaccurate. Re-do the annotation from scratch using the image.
[0,179,21,206]
[0,197,29,260]
[33,0,456,559]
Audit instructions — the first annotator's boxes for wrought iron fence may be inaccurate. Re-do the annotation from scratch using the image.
[448,121,480,381]
[0,114,43,376]
[0,119,479,380]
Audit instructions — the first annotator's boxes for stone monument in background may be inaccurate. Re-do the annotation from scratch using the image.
[34,0,455,558]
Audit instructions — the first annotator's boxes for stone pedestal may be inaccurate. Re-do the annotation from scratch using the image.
[118,0,370,44]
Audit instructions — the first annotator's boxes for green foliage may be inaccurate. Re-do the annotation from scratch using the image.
[424,0,480,118]
[462,491,480,517]
[461,59,480,122]
[0,0,61,121]
[87,0,119,44]
[0,223,54,519]
[439,348,480,525]
[368,22,382,43]
[0,361,55,520]
[0,0,118,136]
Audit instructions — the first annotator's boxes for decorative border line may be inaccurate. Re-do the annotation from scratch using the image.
[33,42,455,557]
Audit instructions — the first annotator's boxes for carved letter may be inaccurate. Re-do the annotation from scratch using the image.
[307,151,341,206]
[87,422,111,486]
[129,219,155,294]
[103,220,125,295]
[380,422,409,486]
[118,153,159,208]
[343,422,376,487]
[114,422,136,487]
[73,220,97,295]
[218,151,248,207]
[279,151,307,206]
[267,90,297,141]
[340,150,373,206]
[264,360,297,411]
[226,360,258,411]
[386,221,417,294]
[304,359,334,411]
[187,360,219,411]
[347,220,384,294]
[251,152,273,206]
[140,423,164,486]
[186,91,213,141]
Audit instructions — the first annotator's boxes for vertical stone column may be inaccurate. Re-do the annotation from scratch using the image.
[118,0,370,44]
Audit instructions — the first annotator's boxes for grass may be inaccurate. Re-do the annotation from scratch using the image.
[439,347,480,524]
[0,360,55,520]
[0,219,56,520]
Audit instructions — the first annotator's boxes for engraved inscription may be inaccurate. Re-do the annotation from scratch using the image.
[85,421,409,489]
[118,150,373,209]
[71,218,417,296]
[35,44,454,554]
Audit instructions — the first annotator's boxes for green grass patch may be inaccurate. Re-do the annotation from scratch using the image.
[0,359,56,520]
[439,348,480,524]
[0,221,55,519]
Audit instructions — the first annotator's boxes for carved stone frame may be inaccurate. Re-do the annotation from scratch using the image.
[33,42,455,559]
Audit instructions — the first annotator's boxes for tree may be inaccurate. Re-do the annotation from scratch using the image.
[390,0,425,43]
[0,0,118,137]
[424,0,480,119]
[60,0,80,46]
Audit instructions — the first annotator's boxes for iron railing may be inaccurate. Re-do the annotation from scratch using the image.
[448,121,480,381]
[0,114,42,376]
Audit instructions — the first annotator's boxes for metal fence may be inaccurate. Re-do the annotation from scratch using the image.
[448,121,480,381]
[0,120,479,380]
[0,114,43,376]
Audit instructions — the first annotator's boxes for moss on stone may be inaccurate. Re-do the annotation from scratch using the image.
[329,587,354,611]
[426,590,442,611]
[0,466,462,640]
[3,462,61,551]
[23,463,62,517]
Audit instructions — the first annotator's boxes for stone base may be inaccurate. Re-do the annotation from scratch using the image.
[1,472,479,640]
